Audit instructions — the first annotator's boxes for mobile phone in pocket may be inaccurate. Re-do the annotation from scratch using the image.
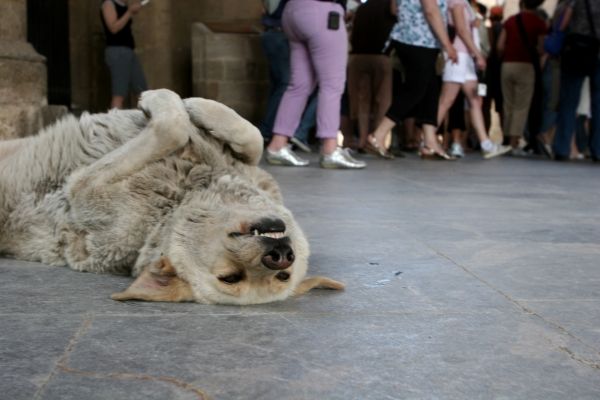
[327,11,340,30]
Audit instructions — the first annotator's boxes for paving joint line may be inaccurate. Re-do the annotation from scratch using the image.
[424,243,600,370]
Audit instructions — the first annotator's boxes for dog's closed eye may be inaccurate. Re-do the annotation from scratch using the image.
[218,272,244,284]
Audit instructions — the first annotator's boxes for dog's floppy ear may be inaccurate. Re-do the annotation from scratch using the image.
[293,276,345,296]
[111,256,194,302]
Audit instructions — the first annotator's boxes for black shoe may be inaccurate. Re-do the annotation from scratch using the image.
[554,154,569,162]
[592,155,599,163]
[536,137,553,159]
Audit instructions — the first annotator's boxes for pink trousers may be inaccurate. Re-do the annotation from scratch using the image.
[272,0,348,139]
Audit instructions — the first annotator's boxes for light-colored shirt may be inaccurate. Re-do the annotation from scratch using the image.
[447,0,476,54]
[389,0,448,49]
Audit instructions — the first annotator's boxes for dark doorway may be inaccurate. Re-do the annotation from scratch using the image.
[27,0,71,107]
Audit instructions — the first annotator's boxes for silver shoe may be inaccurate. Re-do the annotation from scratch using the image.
[265,145,309,166]
[320,147,367,169]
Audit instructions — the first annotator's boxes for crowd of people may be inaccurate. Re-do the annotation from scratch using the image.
[259,0,600,169]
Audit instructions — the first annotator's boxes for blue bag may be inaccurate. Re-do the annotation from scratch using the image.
[544,13,566,56]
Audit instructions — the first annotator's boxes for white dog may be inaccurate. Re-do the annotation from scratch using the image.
[0,89,343,304]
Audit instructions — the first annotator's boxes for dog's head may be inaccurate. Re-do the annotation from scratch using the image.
[112,174,344,304]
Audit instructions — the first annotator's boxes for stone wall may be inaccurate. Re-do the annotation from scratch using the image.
[191,24,268,123]
[69,0,267,122]
[0,0,47,140]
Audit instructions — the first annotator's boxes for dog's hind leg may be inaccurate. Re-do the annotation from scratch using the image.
[183,98,263,165]
[67,89,194,194]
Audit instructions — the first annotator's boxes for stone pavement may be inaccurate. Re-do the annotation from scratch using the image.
[1,154,599,399]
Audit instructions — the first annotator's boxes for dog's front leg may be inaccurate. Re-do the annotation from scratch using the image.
[67,89,194,194]
[183,98,263,165]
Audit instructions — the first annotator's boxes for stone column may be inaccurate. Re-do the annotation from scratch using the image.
[0,0,47,140]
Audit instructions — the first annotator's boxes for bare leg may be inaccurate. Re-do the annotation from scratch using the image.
[462,81,490,144]
[437,82,461,127]
[268,135,290,152]
[370,116,396,145]
[111,96,125,109]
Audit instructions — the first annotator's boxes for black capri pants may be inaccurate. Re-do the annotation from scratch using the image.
[386,41,441,127]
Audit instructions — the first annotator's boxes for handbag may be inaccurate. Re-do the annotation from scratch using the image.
[561,0,599,76]
[543,12,566,56]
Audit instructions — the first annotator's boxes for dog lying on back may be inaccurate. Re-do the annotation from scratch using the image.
[0,89,343,304]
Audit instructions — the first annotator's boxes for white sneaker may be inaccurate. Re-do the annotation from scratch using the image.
[482,143,512,159]
[449,143,465,158]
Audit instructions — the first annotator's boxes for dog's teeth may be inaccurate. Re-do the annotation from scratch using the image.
[253,229,259,236]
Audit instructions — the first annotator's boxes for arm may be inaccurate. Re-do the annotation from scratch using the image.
[496,28,506,58]
[101,0,141,34]
[559,5,573,31]
[451,4,485,69]
[421,0,458,62]
[390,0,397,16]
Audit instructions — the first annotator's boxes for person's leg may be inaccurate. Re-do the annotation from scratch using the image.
[303,4,348,154]
[501,63,514,144]
[589,62,600,160]
[553,70,585,159]
[105,47,131,109]
[358,58,374,150]
[342,54,368,148]
[259,31,291,140]
[504,63,535,149]
[372,55,393,137]
[129,51,148,94]
[270,36,316,151]
[437,82,461,127]
[462,80,488,144]
[371,43,438,146]
[447,92,466,157]
[293,90,317,146]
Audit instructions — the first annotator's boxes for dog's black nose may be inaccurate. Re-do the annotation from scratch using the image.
[262,242,295,270]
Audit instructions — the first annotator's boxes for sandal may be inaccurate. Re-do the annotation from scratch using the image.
[366,135,394,159]
[419,146,456,161]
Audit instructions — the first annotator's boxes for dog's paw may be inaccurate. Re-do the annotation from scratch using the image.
[139,90,194,150]
[138,89,187,119]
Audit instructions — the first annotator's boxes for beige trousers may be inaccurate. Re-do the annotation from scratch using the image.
[501,62,535,138]
[348,54,392,144]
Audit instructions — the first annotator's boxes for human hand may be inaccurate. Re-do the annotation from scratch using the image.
[475,54,486,71]
[445,45,458,64]
[128,0,142,14]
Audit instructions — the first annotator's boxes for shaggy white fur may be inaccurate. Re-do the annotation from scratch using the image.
[0,90,343,304]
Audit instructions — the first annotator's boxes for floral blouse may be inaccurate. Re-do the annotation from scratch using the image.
[389,0,448,49]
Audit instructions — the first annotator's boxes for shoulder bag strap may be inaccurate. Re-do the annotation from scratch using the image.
[583,0,597,39]
[516,13,541,74]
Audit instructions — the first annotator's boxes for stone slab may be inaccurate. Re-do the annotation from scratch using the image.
[1,155,599,398]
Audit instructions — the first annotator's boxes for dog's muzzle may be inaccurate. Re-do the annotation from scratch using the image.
[261,237,295,270]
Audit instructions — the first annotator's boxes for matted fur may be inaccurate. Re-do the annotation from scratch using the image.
[0,89,343,304]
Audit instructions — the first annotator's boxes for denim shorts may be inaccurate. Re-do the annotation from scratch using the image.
[105,46,148,97]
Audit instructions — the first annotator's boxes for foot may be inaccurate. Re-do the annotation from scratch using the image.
[265,146,309,166]
[365,135,394,159]
[482,143,511,159]
[449,142,465,158]
[510,147,532,157]
[419,146,456,161]
[320,147,366,169]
